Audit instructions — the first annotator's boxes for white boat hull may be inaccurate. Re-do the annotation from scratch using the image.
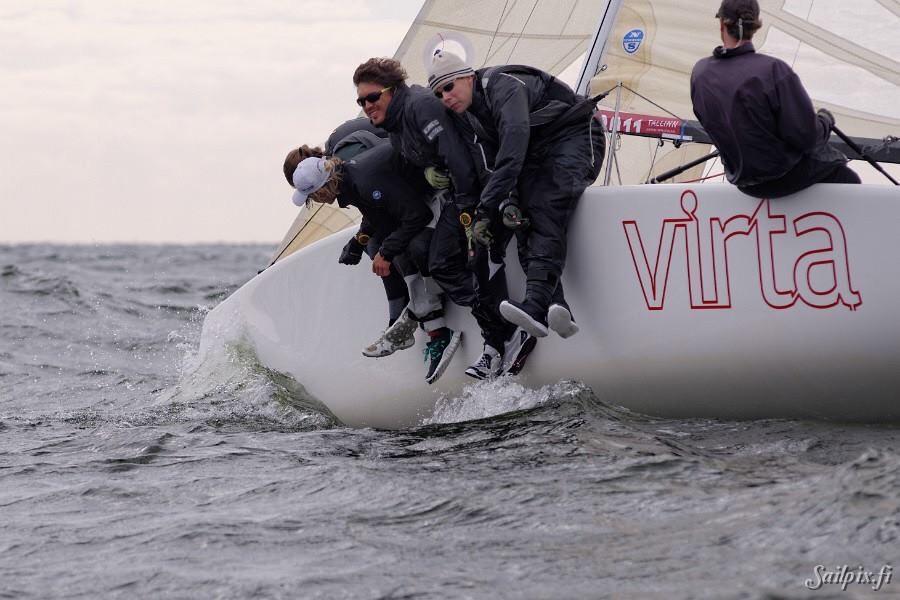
[200,183,900,428]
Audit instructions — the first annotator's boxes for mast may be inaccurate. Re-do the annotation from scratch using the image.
[574,0,625,96]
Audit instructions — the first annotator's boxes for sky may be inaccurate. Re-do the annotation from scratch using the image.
[0,1,424,243]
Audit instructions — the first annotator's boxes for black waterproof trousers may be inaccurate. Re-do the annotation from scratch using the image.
[514,119,606,314]
[428,201,514,351]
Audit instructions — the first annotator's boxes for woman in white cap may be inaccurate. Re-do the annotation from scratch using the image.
[284,143,461,385]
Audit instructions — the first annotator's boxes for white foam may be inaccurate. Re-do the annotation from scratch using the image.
[423,377,587,425]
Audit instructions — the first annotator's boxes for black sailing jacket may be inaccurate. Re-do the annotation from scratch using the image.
[380,84,481,211]
[462,65,590,212]
[690,43,845,187]
[336,144,432,262]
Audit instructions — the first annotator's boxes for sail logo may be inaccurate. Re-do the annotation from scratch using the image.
[623,29,644,54]
[623,190,862,311]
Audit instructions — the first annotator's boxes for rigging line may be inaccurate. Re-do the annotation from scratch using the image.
[789,1,814,69]
[266,203,325,268]
[547,41,586,75]
[507,0,540,62]
[620,83,683,120]
[683,171,725,183]
[559,0,578,35]
[484,0,512,67]
[644,140,663,184]
[613,142,623,185]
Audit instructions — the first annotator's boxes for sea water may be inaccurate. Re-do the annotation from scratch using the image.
[1,244,899,600]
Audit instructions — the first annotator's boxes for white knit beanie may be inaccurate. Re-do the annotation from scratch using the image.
[426,51,475,92]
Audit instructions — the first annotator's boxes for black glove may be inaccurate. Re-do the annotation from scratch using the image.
[817,108,835,132]
[501,204,530,230]
[338,236,364,265]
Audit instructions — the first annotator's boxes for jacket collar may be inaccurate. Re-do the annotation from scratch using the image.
[713,42,756,59]
[381,84,409,132]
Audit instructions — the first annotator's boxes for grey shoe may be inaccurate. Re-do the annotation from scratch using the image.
[465,344,502,380]
[363,308,417,358]
[548,303,579,338]
[499,300,549,338]
[384,306,418,345]
[362,328,415,358]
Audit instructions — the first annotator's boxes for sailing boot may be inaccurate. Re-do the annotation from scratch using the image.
[499,300,548,337]
[501,327,538,376]
[424,327,462,385]
[546,280,578,338]
[500,267,559,337]
[465,344,502,380]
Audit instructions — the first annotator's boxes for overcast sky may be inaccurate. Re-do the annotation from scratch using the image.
[0,1,423,243]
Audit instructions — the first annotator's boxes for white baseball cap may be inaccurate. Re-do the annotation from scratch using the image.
[291,157,330,206]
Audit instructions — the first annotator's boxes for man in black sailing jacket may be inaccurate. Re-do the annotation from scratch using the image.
[352,57,529,381]
[690,0,859,198]
[426,51,606,356]
[283,142,459,385]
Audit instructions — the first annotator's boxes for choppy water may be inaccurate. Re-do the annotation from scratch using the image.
[2,244,899,600]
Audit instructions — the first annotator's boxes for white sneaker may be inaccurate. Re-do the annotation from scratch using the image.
[501,328,537,375]
[464,344,502,380]
[548,303,579,338]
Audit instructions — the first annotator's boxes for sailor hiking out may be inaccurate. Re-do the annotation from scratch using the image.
[690,0,860,198]
[426,51,606,358]
[283,140,459,385]
[352,57,531,381]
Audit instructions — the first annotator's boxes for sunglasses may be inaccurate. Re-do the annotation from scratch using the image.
[433,80,455,99]
[356,86,392,108]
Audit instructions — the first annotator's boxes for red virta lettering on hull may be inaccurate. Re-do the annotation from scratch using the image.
[623,190,863,311]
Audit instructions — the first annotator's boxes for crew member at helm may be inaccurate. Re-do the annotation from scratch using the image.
[426,50,606,358]
[690,0,859,198]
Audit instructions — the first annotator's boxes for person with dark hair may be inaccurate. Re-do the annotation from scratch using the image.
[352,57,532,381]
[690,0,859,198]
[283,142,460,384]
[426,51,606,351]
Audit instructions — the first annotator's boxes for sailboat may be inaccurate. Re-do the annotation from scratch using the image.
[199,0,900,428]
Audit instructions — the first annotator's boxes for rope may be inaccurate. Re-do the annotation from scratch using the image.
[643,140,663,183]
[682,171,725,183]
[265,203,325,269]
[620,83,683,120]
[507,0,540,62]
[483,0,511,67]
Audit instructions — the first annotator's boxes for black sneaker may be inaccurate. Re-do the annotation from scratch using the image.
[548,303,579,338]
[464,344,502,380]
[424,328,462,385]
[502,327,537,376]
[499,300,548,338]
